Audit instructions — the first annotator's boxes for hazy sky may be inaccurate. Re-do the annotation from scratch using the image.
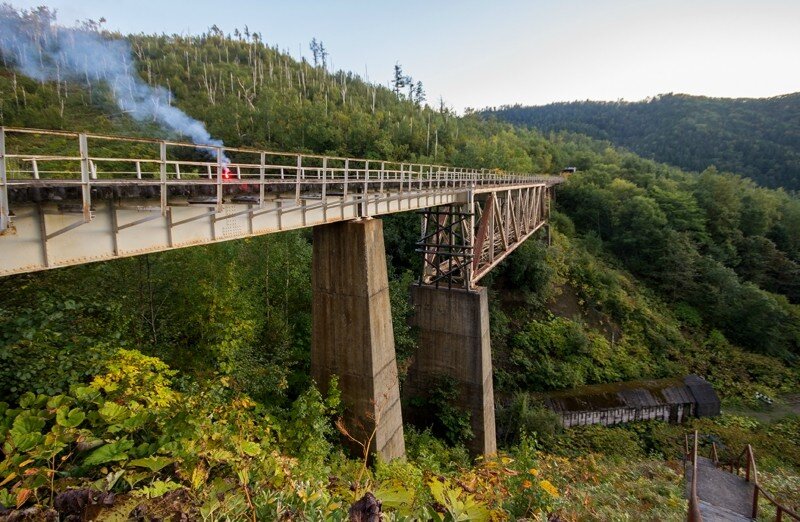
[7,0,800,112]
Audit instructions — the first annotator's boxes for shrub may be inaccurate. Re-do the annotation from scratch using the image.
[497,393,561,446]
[403,427,470,474]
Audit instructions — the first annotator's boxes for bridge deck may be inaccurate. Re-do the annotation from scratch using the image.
[0,127,562,276]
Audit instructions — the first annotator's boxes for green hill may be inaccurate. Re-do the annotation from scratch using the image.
[482,93,800,191]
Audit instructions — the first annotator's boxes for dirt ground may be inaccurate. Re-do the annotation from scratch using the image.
[724,394,800,423]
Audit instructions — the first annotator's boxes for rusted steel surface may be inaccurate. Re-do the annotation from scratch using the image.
[416,185,553,290]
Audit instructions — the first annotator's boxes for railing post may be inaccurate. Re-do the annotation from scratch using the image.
[259,151,266,207]
[137,161,144,180]
[79,133,92,222]
[295,155,302,204]
[322,156,327,216]
[688,430,702,522]
[0,126,8,231]
[466,188,475,289]
[746,449,751,482]
[752,486,759,519]
[684,434,689,463]
[379,161,385,193]
[32,158,40,180]
[160,141,168,215]
[362,160,370,218]
[344,158,350,197]
[215,146,222,211]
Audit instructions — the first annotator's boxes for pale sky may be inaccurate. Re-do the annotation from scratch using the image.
[7,0,800,112]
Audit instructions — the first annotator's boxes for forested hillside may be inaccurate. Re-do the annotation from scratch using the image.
[1,7,799,520]
[482,93,800,191]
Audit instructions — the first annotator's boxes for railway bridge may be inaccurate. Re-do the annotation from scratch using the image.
[0,127,563,459]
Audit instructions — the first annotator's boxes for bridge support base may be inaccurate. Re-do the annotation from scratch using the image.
[406,285,497,457]
[311,219,405,461]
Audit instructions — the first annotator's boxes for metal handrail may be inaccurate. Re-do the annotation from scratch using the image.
[0,126,561,227]
[0,126,560,185]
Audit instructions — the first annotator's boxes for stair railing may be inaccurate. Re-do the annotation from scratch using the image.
[710,440,719,466]
[686,433,799,521]
[727,443,799,521]
[685,431,703,522]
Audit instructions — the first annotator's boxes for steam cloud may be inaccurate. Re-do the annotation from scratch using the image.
[0,4,228,162]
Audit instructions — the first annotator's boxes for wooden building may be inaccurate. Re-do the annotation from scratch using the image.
[541,375,720,428]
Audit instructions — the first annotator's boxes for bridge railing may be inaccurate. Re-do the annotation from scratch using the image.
[1,126,556,187]
[1,126,558,229]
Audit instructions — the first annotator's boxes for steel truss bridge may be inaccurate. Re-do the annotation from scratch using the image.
[0,127,562,285]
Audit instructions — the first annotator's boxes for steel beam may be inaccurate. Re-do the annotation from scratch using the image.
[417,183,552,289]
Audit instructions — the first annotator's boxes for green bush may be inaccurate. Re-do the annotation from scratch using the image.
[403,427,470,474]
[552,424,645,459]
[0,349,344,514]
[497,393,561,446]
[0,297,124,401]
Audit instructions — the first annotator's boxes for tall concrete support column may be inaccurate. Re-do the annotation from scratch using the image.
[311,219,405,461]
[406,285,497,457]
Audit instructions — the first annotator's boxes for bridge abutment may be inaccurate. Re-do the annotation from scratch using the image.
[311,218,405,461]
[405,285,497,457]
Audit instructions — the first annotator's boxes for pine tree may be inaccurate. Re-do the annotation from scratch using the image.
[393,63,405,97]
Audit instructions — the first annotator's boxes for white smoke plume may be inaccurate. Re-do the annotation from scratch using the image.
[0,4,229,162]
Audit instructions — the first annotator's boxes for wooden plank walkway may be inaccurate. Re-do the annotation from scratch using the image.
[686,457,754,521]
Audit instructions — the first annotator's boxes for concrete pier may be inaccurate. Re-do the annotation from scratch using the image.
[405,285,497,456]
[311,219,405,461]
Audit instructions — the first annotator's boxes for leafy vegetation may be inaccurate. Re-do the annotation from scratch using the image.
[483,93,800,191]
[0,6,799,520]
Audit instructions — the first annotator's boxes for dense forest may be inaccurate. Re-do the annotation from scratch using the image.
[482,93,800,191]
[0,6,798,520]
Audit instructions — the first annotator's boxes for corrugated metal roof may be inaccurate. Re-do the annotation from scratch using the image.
[541,377,697,414]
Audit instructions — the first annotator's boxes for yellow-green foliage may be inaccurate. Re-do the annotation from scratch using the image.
[91,349,178,409]
[543,454,685,521]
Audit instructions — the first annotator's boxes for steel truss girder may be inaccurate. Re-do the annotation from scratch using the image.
[416,202,474,289]
[417,185,551,290]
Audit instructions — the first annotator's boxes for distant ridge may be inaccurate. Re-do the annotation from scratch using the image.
[482,92,800,191]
